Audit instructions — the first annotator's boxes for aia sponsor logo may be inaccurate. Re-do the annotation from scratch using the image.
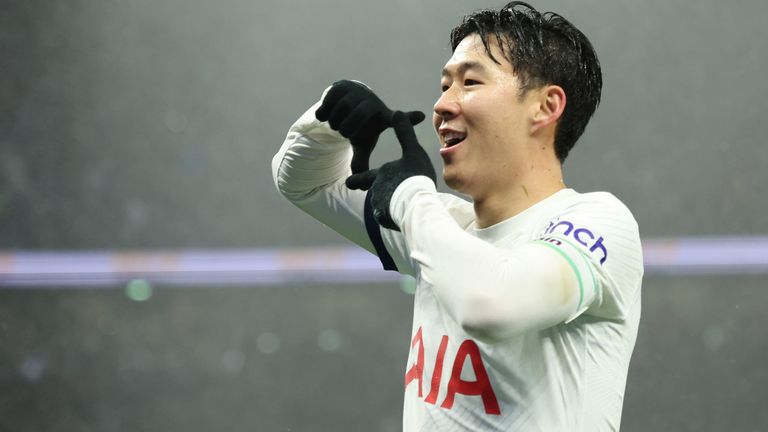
[404,327,500,415]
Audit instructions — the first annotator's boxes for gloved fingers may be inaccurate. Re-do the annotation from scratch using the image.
[373,208,400,231]
[350,145,373,174]
[392,111,421,156]
[325,93,361,131]
[315,82,349,122]
[338,99,378,138]
[345,168,379,191]
[405,110,426,127]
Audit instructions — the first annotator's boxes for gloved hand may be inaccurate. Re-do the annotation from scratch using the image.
[315,80,425,174]
[346,111,436,231]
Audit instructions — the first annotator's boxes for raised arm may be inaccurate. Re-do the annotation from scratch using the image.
[272,84,427,275]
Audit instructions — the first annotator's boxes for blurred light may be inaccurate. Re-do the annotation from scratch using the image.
[19,356,45,382]
[125,200,149,227]
[220,349,246,374]
[125,278,153,301]
[318,329,343,352]
[702,326,725,352]
[400,275,417,295]
[2,237,768,289]
[256,332,280,354]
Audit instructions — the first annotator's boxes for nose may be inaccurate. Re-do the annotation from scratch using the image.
[433,88,460,123]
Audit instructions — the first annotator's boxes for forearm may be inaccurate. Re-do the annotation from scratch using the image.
[391,177,584,342]
[271,96,382,255]
[272,99,352,202]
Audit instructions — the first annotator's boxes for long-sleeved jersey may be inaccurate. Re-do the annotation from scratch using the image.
[272,94,644,431]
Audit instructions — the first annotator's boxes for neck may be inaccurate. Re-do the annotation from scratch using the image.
[472,157,565,229]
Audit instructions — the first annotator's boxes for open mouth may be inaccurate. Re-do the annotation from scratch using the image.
[442,132,467,148]
[445,137,465,147]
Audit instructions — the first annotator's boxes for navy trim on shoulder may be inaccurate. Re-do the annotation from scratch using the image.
[364,191,398,271]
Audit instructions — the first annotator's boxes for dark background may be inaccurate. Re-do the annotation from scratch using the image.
[1,0,766,430]
[2,276,767,431]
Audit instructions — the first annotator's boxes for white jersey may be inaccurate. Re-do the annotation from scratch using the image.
[273,95,644,431]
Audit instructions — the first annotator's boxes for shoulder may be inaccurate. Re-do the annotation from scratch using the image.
[547,190,640,241]
[539,190,643,281]
[541,190,643,319]
[563,190,636,220]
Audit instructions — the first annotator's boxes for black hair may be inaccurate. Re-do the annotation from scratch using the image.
[449,1,602,162]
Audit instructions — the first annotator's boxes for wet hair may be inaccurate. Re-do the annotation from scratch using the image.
[449,1,602,162]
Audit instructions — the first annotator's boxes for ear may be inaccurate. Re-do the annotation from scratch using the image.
[531,85,566,134]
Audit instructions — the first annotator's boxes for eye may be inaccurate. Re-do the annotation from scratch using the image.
[464,79,480,86]
[441,84,450,92]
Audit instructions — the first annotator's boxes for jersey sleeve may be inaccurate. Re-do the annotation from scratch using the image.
[535,192,644,321]
[388,177,643,341]
[389,177,603,341]
[272,90,473,277]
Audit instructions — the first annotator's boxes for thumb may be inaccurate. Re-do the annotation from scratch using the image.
[406,110,426,126]
[350,145,373,174]
[392,111,420,157]
[345,168,379,191]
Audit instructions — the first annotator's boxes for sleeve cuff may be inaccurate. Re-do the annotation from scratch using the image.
[389,176,437,228]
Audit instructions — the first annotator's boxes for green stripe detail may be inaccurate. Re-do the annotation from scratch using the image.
[548,236,599,301]
[535,241,585,310]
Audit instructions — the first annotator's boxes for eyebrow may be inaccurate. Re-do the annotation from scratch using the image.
[441,60,487,78]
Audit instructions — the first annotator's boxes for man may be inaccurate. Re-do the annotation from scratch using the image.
[272,2,643,430]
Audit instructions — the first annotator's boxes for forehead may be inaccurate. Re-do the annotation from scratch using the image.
[441,33,509,76]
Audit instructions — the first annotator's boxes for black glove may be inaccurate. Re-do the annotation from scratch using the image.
[315,80,425,174]
[346,111,436,231]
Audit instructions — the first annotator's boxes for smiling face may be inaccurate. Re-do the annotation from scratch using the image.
[434,34,540,198]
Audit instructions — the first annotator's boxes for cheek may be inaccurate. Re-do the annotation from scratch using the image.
[463,91,507,124]
[485,99,526,135]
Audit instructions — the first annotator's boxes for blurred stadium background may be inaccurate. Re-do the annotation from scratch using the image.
[1,0,767,430]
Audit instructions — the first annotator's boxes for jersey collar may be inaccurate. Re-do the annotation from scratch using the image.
[470,188,577,242]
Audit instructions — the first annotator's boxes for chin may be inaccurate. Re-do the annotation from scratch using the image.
[443,170,468,193]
